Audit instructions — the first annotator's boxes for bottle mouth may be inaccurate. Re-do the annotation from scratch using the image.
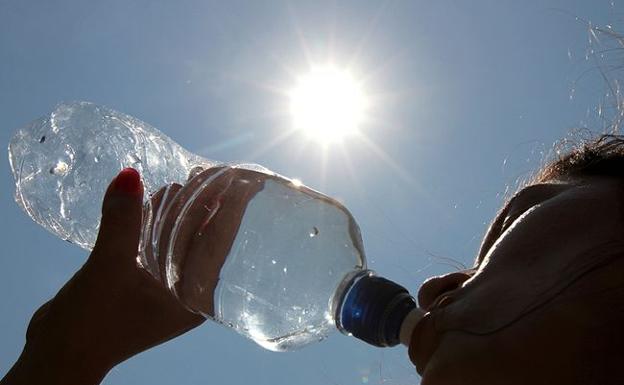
[336,272,417,347]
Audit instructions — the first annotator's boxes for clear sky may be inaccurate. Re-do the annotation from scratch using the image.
[0,1,619,384]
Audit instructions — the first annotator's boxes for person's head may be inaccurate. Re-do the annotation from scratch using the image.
[411,134,624,385]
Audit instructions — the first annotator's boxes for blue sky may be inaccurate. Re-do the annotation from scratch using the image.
[0,1,619,384]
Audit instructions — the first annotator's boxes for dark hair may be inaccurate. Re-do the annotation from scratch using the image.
[475,133,624,263]
[534,134,624,183]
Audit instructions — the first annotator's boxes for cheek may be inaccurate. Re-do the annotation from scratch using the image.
[425,307,578,385]
[422,330,525,385]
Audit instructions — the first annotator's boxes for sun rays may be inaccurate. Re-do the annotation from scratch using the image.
[194,10,419,198]
[288,65,367,145]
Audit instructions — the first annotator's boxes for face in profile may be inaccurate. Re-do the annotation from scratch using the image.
[411,175,624,385]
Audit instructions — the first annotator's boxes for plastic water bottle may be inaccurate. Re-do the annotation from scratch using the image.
[8,101,422,351]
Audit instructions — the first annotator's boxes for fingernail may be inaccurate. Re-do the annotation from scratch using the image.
[114,168,143,196]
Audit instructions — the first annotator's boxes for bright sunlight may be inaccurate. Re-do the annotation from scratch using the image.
[289,66,367,144]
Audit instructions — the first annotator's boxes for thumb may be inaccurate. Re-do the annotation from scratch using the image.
[92,168,144,266]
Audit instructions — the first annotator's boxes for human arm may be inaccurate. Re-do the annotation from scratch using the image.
[1,168,205,385]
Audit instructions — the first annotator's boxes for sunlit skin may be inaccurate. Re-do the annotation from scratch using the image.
[410,176,624,385]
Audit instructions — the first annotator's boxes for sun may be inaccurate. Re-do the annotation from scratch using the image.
[289,65,367,144]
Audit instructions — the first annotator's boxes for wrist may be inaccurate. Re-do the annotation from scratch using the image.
[1,340,112,385]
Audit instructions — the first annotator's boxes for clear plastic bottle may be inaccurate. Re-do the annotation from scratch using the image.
[8,101,422,351]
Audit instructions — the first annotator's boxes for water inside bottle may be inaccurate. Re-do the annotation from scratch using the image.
[9,101,210,250]
[8,102,368,351]
[162,170,366,351]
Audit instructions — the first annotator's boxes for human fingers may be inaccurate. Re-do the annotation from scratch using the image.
[91,168,144,270]
[173,168,266,315]
[187,165,205,181]
[141,183,182,282]
[153,166,230,288]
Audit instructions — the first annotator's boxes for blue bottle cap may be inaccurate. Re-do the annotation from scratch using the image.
[339,275,416,347]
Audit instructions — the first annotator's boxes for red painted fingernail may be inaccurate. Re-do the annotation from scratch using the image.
[114,168,143,196]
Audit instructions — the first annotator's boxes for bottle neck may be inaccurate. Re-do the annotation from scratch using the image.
[336,271,419,347]
[399,308,425,346]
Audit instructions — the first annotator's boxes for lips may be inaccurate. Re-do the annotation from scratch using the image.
[409,311,442,376]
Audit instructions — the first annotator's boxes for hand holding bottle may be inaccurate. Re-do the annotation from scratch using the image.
[1,169,205,385]
[9,101,421,352]
[141,166,266,316]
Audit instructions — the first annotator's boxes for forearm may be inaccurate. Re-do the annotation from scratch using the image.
[2,169,204,384]
[1,343,110,385]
